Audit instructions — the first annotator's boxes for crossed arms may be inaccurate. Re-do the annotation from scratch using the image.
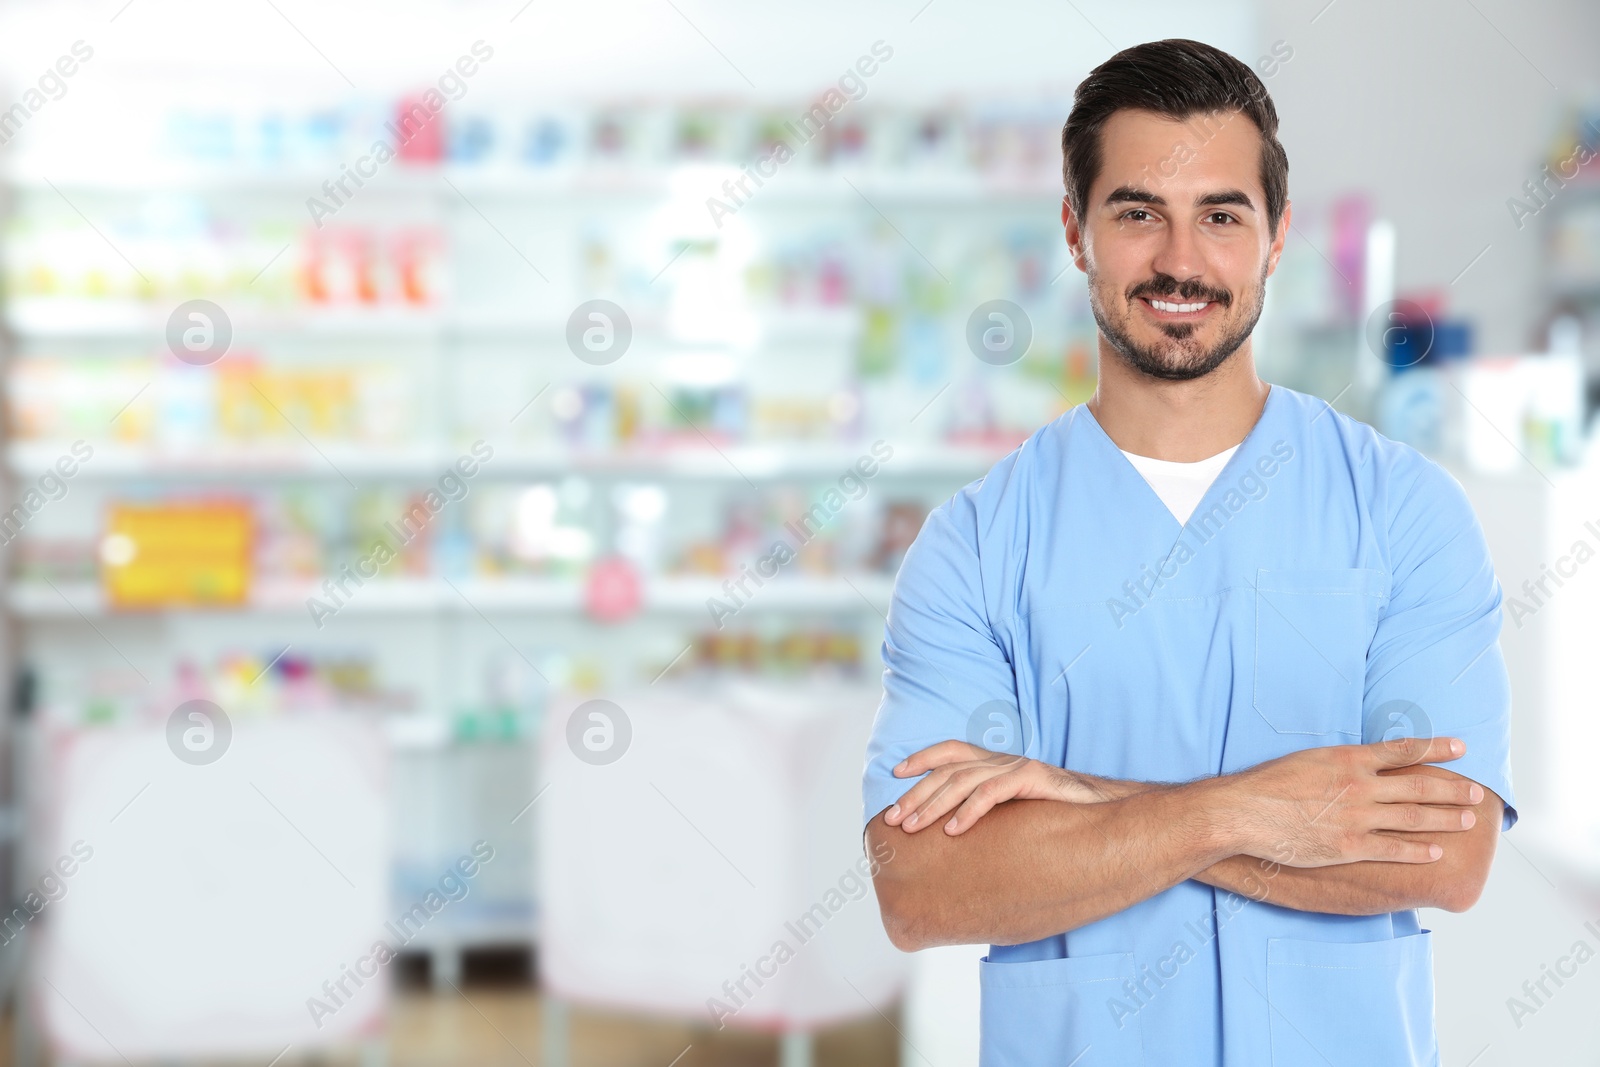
[867,737,1504,951]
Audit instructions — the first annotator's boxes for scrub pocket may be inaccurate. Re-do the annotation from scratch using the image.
[1254,568,1386,737]
[979,951,1143,1066]
[1266,929,1438,1066]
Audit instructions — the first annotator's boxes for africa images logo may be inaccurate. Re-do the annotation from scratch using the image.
[1107,440,1295,629]
[305,442,493,627]
[704,40,893,227]
[705,440,893,627]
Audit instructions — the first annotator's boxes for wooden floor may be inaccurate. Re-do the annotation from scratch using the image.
[0,988,900,1067]
[390,989,899,1067]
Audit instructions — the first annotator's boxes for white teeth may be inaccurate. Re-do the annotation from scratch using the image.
[1150,299,1209,313]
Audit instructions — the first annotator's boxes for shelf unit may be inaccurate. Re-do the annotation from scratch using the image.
[4,440,1007,481]
[1541,178,1600,302]
[0,137,1070,994]
[1,164,1066,202]
[6,575,898,618]
[2,297,868,342]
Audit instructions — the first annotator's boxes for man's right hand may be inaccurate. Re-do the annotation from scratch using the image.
[1220,736,1484,867]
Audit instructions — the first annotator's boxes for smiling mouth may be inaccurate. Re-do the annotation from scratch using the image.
[1139,296,1219,318]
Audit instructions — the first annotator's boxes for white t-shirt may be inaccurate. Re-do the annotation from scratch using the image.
[1119,444,1240,525]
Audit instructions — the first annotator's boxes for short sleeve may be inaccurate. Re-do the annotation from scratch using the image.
[1364,459,1518,831]
[861,494,1020,829]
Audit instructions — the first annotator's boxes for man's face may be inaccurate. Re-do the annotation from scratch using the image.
[1064,107,1288,382]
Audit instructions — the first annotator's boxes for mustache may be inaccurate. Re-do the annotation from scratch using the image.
[1129,275,1230,306]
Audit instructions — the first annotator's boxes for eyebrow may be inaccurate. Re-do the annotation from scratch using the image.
[1103,185,1257,212]
[1196,190,1256,212]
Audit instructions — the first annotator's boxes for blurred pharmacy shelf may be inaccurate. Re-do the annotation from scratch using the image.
[3,298,866,342]
[5,299,451,339]
[5,575,897,617]
[1542,180,1600,300]
[0,165,1064,202]
[5,441,1008,480]
[0,91,1089,1018]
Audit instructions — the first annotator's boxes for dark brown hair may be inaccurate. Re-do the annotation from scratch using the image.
[1061,38,1289,235]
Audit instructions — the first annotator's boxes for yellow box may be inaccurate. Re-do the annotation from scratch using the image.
[103,501,253,609]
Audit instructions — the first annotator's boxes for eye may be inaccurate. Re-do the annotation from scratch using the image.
[1206,211,1237,225]
[1120,208,1155,222]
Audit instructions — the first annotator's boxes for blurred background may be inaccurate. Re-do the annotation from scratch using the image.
[0,0,1597,1063]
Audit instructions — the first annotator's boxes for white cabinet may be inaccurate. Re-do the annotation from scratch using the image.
[1454,460,1600,867]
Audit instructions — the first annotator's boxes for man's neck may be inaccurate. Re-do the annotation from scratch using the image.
[1087,337,1270,462]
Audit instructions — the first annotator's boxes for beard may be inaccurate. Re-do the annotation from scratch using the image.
[1087,263,1267,382]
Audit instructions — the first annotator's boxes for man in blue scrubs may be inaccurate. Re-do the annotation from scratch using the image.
[862,38,1515,1067]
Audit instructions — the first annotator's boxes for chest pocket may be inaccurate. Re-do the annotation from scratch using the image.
[1253,568,1387,737]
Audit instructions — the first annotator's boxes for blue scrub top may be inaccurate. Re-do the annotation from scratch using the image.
[862,385,1517,1067]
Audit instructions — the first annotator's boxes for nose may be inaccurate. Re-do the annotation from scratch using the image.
[1148,218,1204,289]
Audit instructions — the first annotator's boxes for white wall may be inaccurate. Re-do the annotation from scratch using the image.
[1261,0,1600,355]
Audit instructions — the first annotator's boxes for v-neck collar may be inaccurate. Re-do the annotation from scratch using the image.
[1074,384,1281,539]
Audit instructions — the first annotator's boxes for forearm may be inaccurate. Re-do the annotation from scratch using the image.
[1069,768,1497,914]
[1194,851,1441,914]
[867,780,1241,950]
[1067,774,1308,900]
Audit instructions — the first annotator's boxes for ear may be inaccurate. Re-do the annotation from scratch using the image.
[1265,199,1291,278]
[1061,197,1088,276]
